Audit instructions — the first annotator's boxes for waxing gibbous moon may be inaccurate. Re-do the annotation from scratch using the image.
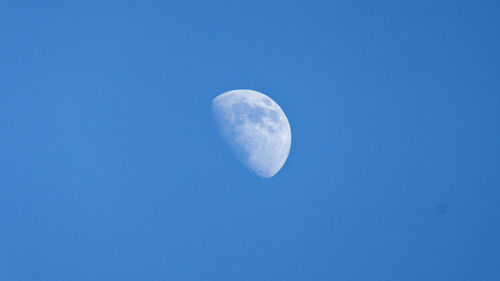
[212,89,292,178]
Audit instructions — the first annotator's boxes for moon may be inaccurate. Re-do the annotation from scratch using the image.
[212,89,292,178]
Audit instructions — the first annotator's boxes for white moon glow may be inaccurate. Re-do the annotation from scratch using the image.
[212,89,292,178]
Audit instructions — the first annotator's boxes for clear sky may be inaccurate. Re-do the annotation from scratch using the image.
[1,0,499,280]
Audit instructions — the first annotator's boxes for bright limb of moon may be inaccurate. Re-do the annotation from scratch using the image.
[212,89,292,178]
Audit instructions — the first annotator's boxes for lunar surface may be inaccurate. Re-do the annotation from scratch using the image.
[212,89,292,178]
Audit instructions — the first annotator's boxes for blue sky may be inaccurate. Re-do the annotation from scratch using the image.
[1,0,499,280]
